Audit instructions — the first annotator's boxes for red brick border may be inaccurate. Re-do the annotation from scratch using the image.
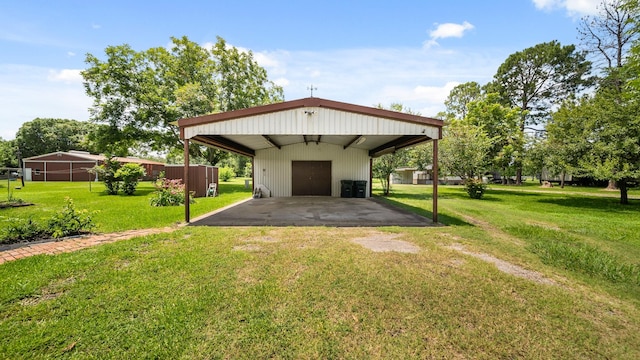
[0,227,176,265]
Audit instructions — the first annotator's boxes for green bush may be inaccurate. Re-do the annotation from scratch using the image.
[0,198,95,243]
[91,159,145,195]
[0,218,47,243]
[115,163,146,195]
[47,198,96,238]
[219,167,236,182]
[92,157,121,195]
[464,178,487,199]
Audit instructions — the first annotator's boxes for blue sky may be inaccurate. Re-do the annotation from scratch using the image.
[0,0,603,140]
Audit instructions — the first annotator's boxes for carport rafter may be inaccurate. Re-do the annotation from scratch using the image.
[192,135,255,157]
[262,135,281,149]
[368,135,431,157]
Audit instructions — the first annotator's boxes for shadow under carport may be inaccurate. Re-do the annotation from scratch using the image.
[189,197,435,227]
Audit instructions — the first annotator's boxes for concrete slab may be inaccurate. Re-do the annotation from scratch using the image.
[190,197,433,227]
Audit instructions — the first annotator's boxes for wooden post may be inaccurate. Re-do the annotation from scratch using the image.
[184,138,190,223]
[432,139,439,223]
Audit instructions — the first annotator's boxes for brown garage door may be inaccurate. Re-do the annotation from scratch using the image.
[292,161,331,196]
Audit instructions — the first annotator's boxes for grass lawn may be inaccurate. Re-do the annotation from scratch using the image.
[0,178,252,234]
[1,181,639,358]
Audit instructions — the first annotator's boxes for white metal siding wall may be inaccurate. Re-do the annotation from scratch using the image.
[254,143,370,197]
[185,108,439,139]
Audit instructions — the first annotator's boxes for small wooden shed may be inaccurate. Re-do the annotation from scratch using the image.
[165,165,218,198]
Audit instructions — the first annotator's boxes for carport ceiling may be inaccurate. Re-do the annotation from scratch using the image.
[179,97,443,157]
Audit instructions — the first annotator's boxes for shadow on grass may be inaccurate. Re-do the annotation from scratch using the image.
[537,196,640,213]
[374,195,471,227]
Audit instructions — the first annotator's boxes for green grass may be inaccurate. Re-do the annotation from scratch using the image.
[1,180,640,358]
[0,178,252,234]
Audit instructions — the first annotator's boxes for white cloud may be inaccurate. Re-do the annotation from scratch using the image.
[256,47,502,116]
[47,69,83,83]
[424,21,474,48]
[532,0,601,16]
[67,51,76,57]
[92,23,101,29]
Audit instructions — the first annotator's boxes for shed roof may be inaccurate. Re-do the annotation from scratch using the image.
[178,97,444,158]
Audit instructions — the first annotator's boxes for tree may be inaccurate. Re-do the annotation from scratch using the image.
[465,94,523,184]
[545,96,594,188]
[443,81,482,121]
[14,118,96,159]
[373,150,409,196]
[439,120,494,181]
[578,0,639,189]
[491,41,593,184]
[579,0,639,73]
[82,36,284,162]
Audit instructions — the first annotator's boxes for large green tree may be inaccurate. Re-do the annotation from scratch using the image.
[490,41,593,184]
[465,94,522,183]
[439,120,494,181]
[14,118,96,159]
[579,0,639,189]
[443,81,482,121]
[82,36,284,163]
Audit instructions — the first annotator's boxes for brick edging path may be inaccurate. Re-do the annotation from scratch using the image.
[0,227,177,265]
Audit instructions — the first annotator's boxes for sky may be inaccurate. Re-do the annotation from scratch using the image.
[0,0,605,140]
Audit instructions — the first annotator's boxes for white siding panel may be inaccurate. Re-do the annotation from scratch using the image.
[254,143,370,197]
[184,108,439,138]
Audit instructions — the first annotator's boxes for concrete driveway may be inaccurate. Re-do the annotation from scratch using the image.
[190,197,433,227]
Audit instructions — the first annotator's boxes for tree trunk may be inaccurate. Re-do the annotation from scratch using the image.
[560,171,565,189]
[606,179,617,190]
[620,179,628,205]
[515,167,522,185]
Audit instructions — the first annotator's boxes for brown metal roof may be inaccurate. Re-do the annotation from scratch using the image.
[177,97,444,128]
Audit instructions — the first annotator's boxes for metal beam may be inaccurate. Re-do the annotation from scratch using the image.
[262,135,281,149]
[343,135,362,149]
[184,139,190,223]
[368,135,430,157]
[432,139,438,224]
[192,135,255,157]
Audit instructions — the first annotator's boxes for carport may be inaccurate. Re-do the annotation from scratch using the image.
[177,97,443,224]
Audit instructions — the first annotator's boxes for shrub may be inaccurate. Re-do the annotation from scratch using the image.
[47,198,96,238]
[92,157,121,195]
[0,198,95,243]
[150,178,194,206]
[219,167,236,182]
[0,218,47,244]
[464,178,487,199]
[115,163,146,195]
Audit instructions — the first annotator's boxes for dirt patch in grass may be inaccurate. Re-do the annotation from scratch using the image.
[20,276,78,306]
[446,243,556,286]
[232,244,262,252]
[352,233,421,254]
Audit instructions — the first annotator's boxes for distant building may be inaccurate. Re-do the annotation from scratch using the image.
[23,150,165,182]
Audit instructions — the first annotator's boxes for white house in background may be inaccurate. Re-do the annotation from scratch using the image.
[177,97,444,221]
